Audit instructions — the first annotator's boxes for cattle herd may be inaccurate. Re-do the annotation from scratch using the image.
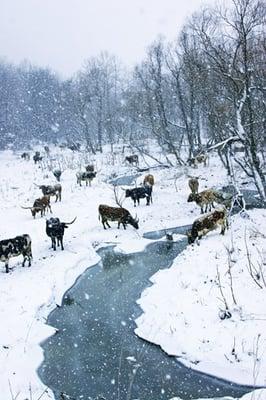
[0,150,235,273]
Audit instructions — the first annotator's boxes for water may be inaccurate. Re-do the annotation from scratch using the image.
[39,240,251,400]
[108,174,141,186]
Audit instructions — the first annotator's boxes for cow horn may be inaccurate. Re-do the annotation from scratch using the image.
[21,206,33,209]
[34,183,40,187]
[64,216,77,225]
[120,187,126,191]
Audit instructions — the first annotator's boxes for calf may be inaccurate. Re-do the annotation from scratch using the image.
[21,152,30,161]
[22,195,52,218]
[143,174,155,187]
[0,234,32,273]
[187,209,228,244]
[33,152,43,164]
[98,205,139,230]
[37,184,62,202]
[125,155,139,166]
[188,154,208,168]
[76,171,97,186]
[188,177,199,194]
[187,189,224,214]
[46,217,76,251]
[125,186,152,206]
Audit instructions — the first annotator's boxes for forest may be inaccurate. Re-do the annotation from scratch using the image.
[0,0,265,200]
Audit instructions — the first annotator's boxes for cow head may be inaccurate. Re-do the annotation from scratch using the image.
[126,214,139,229]
[125,189,131,198]
[187,193,196,202]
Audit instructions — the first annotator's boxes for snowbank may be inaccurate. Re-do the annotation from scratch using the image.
[135,209,266,386]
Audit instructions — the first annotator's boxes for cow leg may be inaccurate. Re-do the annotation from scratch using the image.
[89,180,91,187]
[60,238,64,250]
[123,223,127,230]
[52,238,56,251]
[146,196,150,206]
[22,255,26,267]
[102,220,107,229]
[86,180,88,186]
[137,198,140,206]
[28,253,32,267]
[201,206,204,214]
[5,261,9,273]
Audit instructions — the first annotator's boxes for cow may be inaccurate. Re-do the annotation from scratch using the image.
[187,189,224,214]
[85,164,95,172]
[21,152,30,161]
[46,217,76,251]
[37,184,62,202]
[0,234,32,273]
[76,171,97,187]
[21,195,52,218]
[44,146,50,155]
[143,174,155,188]
[33,151,43,164]
[187,153,209,168]
[125,186,152,206]
[187,209,228,244]
[98,205,139,230]
[188,177,199,194]
[124,155,139,166]
[53,169,62,182]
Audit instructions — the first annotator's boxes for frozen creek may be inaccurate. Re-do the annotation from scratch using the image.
[38,237,252,400]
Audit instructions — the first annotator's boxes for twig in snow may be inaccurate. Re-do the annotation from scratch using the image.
[244,229,263,289]
[225,245,237,305]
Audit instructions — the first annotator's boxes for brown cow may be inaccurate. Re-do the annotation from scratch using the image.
[98,205,139,230]
[187,189,224,214]
[143,174,155,187]
[187,209,228,244]
[21,195,52,218]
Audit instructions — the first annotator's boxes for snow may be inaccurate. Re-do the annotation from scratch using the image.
[0,146,265,399]
[135,211,266,386]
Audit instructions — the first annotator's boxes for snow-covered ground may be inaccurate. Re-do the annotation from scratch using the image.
[0,146,265,399]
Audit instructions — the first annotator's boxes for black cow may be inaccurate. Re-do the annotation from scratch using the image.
[33,152,43,164]
[53,169,62,182]
[125,186,152,206]
[21,152,30,161]
[76,171,97,187]
[0,234,32,273]
[46,217,76,251]
[125,155,139,166]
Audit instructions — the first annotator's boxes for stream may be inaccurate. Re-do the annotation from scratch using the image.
[38,238,251,400]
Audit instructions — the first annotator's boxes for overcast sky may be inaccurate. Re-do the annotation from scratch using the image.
[1,0,217,77]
